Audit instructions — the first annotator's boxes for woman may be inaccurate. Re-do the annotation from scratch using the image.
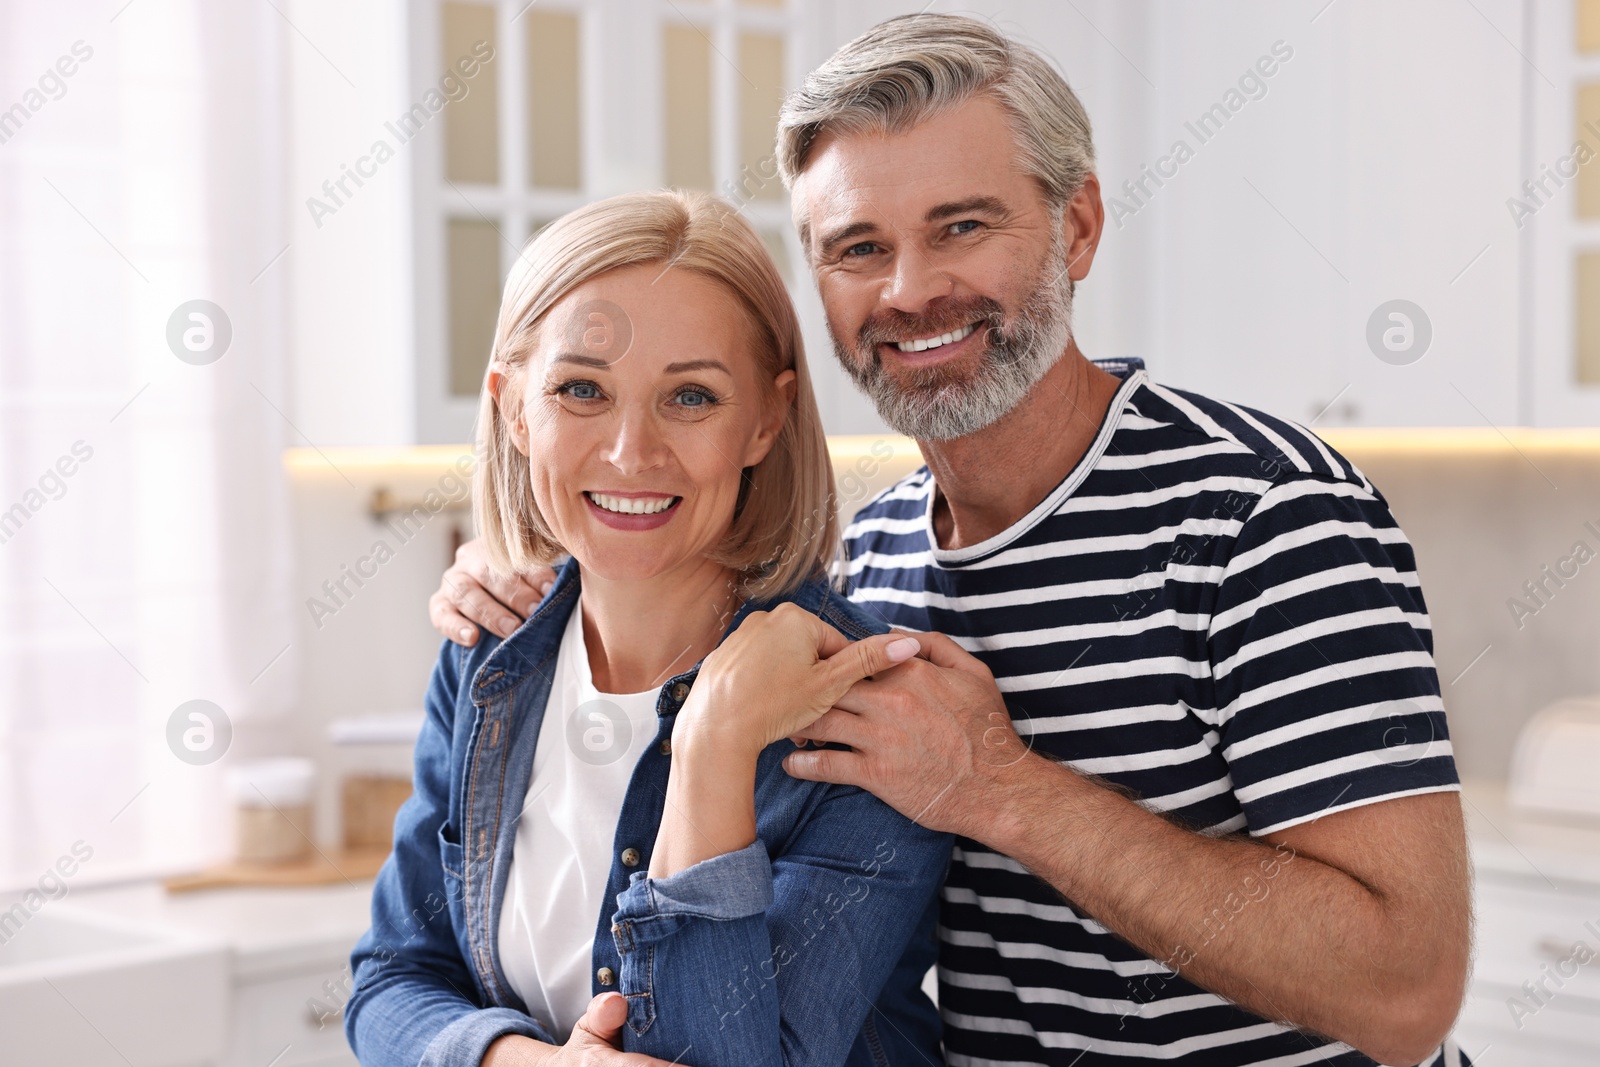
[345,189,951,1067]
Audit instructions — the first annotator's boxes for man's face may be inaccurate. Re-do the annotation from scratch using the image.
[794,94,1084,441]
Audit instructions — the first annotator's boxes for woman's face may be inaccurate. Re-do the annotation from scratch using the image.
[494,263,795,585]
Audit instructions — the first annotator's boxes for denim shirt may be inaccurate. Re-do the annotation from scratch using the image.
[345,559,952,1067]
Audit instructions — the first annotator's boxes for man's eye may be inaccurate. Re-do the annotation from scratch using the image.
[844,242,878,258]
[950,220,980,235]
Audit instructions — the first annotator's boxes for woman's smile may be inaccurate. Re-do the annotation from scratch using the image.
[583,490,682,531]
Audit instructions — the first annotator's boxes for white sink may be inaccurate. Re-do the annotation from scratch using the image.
[0,906,228,1066]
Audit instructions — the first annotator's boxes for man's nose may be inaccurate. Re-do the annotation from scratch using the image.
[881,246,954,315]
[601,406,669,475]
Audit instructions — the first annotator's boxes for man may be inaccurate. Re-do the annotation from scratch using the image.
[430,14,1471,1066]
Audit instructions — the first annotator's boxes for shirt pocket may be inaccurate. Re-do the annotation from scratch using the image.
[437,823,465,906]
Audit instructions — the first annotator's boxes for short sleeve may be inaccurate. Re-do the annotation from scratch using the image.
[1209,478,1460,835]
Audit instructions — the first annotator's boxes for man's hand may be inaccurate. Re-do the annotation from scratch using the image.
[429,537,555,645]
[480,993,682,1066]
[784,629,1020,836]
[790,633,1471,1066]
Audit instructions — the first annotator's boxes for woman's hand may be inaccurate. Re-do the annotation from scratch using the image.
[678,602,922,757]
[480,993,681,1066]
[649,605,920,880]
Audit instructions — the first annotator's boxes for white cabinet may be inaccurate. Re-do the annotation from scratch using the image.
[223,957,358,1067]
[1456,783,1600,1065]
[59,882,371,1067]
[1455,873,1600,1063]
[1124,1,1527,429]
[1526,0,1600,426]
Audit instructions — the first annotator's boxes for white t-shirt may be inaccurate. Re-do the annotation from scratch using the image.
[496,601,661,1041]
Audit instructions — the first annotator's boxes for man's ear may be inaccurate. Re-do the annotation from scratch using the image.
[743,368,797,468]
[1062,173,1105,283]
[487,360,531,457]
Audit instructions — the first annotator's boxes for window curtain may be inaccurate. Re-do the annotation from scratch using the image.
[0,0,298,884]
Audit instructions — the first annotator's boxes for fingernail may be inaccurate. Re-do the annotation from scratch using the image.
[500,617,518,635]
[459,626,475,641]
[539,582,553,597]
[886,636,921,662]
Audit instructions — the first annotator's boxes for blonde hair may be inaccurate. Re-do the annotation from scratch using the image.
[777,13,1095,210]
[475,189,837,600]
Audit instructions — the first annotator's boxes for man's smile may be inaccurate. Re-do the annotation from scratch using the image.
[893,321,979,353]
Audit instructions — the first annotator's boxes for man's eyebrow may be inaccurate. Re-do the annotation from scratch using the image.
[815,219,880,257]
[925,195,1009,222]
[814,197,1012,257]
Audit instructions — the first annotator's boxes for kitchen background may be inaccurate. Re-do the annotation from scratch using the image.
[2,0,1600,1064]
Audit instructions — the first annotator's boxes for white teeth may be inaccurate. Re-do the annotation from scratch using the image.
[588,492,677,515]
[895,322,977,353]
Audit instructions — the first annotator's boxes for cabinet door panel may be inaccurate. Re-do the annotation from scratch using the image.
[227,965,358,1067]
[1465,875,1600,1060]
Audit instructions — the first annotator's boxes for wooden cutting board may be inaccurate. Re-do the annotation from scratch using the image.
[163,846,390,892]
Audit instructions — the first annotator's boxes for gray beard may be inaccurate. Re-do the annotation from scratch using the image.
[832,233,1075,442]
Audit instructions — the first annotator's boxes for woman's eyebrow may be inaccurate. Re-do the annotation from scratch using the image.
[663,359,732,375]
[551,353,615,369]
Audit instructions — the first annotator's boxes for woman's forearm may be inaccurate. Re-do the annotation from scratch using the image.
[648,723,761,877]
[482,1034,555,1066]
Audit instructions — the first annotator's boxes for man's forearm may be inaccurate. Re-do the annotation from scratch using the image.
[970,752,1460,1065]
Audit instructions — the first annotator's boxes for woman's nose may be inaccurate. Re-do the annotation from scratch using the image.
[601,406,669,475]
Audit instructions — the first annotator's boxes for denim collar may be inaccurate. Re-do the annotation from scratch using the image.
[473,557,835,715]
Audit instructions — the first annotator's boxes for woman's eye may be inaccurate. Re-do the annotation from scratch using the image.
[557,380,602,401]
[672,387,717,409]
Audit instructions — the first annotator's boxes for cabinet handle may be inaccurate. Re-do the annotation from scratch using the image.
[1535,937,1578,962]
[307,1003,343,1030]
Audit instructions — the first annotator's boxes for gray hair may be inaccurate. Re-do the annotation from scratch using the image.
[776,13,1096,207]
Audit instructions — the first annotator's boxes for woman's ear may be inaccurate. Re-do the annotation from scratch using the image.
[742,368,796,468]
[487,360,531,457]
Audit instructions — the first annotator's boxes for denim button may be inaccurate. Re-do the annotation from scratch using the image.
[621,847,640,867]
[671,682,690,702]
[658,739,672,756]
[597,966,615,987]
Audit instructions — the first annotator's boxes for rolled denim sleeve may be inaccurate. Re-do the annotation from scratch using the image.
[418,1007,548,1067]
[345,640,557,1066]
[616,841,774,922]
[609,776,951,1067]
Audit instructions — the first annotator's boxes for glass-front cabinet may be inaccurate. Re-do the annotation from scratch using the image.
[411,0,808,443]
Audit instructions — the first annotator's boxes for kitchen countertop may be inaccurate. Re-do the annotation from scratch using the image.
[1462,778,1600,890]
[46,780,1600,980]
[62,878,375,980]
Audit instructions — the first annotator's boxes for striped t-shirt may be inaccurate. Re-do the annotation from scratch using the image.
[841,365,1464,1066]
